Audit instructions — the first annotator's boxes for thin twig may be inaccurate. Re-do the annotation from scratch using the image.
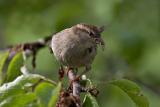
[67,69,81,107]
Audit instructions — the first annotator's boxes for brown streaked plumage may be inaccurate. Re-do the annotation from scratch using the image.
[51,23,104,77]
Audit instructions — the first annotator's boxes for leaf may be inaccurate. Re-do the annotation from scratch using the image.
[0,51,9,85]
[5,52,24,82]
[82,93,99,107]
[110,79,149,107]
[0,93,36,107]
[25,102,40,107]
[0,74,42,101]
[127,92,149,107]
[48,82,62,107]
[0,51,9,73]
[35,82,56,107]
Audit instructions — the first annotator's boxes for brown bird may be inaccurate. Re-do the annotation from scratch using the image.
[51,23,105,78]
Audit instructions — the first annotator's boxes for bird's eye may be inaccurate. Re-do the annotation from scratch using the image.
[87,47,92,53]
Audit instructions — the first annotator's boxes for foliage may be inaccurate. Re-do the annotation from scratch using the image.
[0,50,149,107]
[110,79,149,107]
[83,93,99,107]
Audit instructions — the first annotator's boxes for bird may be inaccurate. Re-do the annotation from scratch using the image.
[51,23,105,79]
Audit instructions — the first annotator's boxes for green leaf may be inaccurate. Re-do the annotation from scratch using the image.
[0,51,9,73]
[48,82,62,107]
[5,52,24,82]
[82,93,99,107]
[0,93,36,107]
[35,82,56,107]
[0,74,42,101]
[0,51,9,85]
[110,79,149,107]
[127,92,149,107]
[25,102,40,107]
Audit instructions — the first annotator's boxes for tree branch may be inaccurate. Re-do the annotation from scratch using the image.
[67,69,81,107]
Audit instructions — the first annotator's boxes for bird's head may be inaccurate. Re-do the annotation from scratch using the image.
[74,23,105,48]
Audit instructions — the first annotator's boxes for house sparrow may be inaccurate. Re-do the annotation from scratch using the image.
[51,23,104,77]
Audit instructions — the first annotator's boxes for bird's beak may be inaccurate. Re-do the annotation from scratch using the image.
[97,26,105,50]
[98,26,105,33]
[95,37,105,50]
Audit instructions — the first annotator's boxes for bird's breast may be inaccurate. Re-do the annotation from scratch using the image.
[51,30,97,67]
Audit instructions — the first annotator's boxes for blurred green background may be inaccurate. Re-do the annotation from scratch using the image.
[0,0,159,107]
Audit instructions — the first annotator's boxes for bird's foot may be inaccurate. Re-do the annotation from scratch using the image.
[74,75,81,81]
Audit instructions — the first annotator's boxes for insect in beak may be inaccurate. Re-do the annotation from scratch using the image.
[95,38,105,51]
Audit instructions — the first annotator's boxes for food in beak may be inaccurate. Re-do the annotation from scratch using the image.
[95,38,105,50]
